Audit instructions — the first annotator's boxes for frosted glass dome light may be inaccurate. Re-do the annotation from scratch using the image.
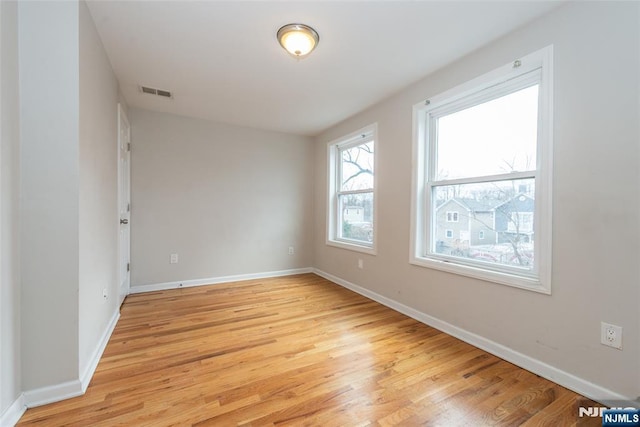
[277,24,319,58]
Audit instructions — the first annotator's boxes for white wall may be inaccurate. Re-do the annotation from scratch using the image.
[1,0,21,418]
[78,0,120,381]
[19,0,80,391]
[129,108,314,288]
[313,1,639,401]
[17,0,123,400]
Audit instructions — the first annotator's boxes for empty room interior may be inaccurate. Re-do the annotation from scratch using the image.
[1,0,639,426]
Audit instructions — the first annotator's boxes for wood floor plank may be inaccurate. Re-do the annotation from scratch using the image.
[17,274,603,426]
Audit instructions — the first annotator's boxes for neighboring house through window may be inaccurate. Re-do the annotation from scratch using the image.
[410,46,553,293]
[508,212,534,233]
[327,124,377,254]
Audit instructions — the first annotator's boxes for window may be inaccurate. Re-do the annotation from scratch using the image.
[411,46,553,293]
[327,124,377,254]
[508,212,534,233]
[445,230,453,239]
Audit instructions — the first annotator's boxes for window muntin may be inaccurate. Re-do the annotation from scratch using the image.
[411,46,552,293]
[327,124,377,253]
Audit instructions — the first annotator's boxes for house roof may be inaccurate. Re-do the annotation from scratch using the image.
[494,193,535,211]
[436,198,502,213]
[437,193,535,213]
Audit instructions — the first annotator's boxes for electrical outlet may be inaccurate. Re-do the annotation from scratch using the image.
[601,322,622,349]
[102,288,108,300]
[358,259,363,269]
[170,253,178,264]
[288,246,294,255]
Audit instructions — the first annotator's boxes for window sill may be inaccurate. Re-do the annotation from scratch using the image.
[327,239,376,255]
[409,255,550,294]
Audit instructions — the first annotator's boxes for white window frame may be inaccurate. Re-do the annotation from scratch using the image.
[445,229,453,239]
[446,211,459,222]
[410,46,553,294]
[479,230,485,240]
[327,124,377,255]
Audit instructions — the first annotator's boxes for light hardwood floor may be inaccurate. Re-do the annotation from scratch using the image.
[18,274,601,426]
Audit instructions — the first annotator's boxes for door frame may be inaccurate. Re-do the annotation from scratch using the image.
[117,103,131,306]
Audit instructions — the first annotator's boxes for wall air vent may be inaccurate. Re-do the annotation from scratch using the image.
[139,85,173,99]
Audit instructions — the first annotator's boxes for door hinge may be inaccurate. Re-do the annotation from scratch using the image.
[127,263,130,272]
[127,142,131,152]
[127,203,130,212]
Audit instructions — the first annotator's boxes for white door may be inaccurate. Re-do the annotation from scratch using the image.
[118,104,131,306]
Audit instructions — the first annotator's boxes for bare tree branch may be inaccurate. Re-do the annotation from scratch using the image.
[342,144,373,188]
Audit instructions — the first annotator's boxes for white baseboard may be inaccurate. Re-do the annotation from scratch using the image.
[0,393,26,427]
[23,309,121,409]
[23,379,83,408]
[80,310,120,392]
[129,267,314,294]
[313,268,635,407]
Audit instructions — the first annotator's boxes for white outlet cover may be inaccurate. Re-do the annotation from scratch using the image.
[601,322,622,349]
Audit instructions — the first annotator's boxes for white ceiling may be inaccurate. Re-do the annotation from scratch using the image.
[86,1,562,136]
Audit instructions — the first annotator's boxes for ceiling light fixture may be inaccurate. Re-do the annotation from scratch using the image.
[277,23,319,58]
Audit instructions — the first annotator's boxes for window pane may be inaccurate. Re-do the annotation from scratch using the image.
[436,85,538,180]
[339,192,373,243]
[341,141,374,191]
[432,179,535,270]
